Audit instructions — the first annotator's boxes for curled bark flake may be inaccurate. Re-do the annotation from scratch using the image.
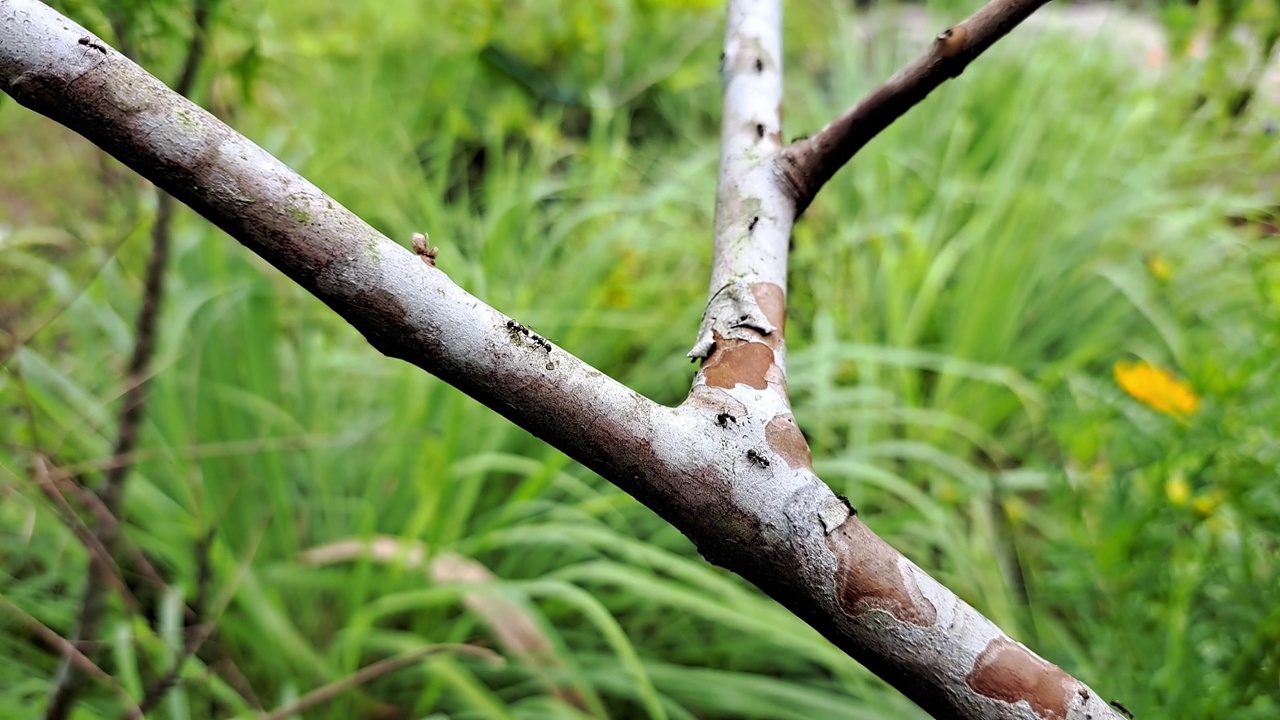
[688,281,778,359]
[836,494,856,516]
[748,281,785,341]
[764,413,810,470]
[817,493,853,534]
[965,637,1073,720]
[826,516,937,626]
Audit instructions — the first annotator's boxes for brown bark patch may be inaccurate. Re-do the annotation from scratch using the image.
[826,517,936,626]
[750,282,786,339]
[686,385,750,420]
[966,637,1073,719]
[765,414,811,469]
[703,341,773,390]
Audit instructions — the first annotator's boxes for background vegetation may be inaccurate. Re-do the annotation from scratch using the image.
[2,0,1277,717]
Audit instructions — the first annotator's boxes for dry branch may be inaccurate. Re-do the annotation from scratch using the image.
[41,3,216,716]
[301,537,597,713]
[780,0,1053,213]
[258,645,503,720]
[0,594,142,717]
[0,1,1123,717]
[43,194,172,718]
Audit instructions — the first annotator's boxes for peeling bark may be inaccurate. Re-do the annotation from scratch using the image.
[0,1,1125,718]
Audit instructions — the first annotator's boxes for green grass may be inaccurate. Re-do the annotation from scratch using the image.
[2,0,1279,718]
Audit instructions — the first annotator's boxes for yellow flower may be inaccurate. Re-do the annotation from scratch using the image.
[1145,254,1173,282]
[1165,475,1191,506]
[1191,489,1225,517]
[937,483,961,505]
[1003,497,1028,523]
[1113,360,1200,418]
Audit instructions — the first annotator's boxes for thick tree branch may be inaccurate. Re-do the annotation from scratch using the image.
[779,0,1053,213]
[0,2,1122,718]
[0,0,680,556]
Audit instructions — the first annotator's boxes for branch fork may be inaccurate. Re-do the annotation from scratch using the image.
[0,0,1126,717]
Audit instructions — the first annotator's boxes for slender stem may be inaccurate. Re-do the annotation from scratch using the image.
[259,646,501,720]
[43,192,175,720]
[43,3,216,716]
[0,594,142,717]
[779,0,1053,213]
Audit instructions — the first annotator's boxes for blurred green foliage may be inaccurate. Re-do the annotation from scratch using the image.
[2,0,1278,718]
[1157,0,1280,118]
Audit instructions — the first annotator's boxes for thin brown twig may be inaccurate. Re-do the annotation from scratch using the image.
[0,594,142,717]
[37,455,264,714]
[126,532,216,720]
[257,645,503,720]
[44,188,176,720]
[122,620,218,720]
[31,457,139,614]
[209,655,263,712]
[42,188,171,715]
[779,0,1053,213]
[160,522,274,714]
[40,458,166,599]
[43,2,217,717]
[173,0,215,99]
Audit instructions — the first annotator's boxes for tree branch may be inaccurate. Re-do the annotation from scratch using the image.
[31,456,139,616]
[0,2,1123,718]
[689,0,791,363]
[779,0,1053,213]
[126,532,216,720]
